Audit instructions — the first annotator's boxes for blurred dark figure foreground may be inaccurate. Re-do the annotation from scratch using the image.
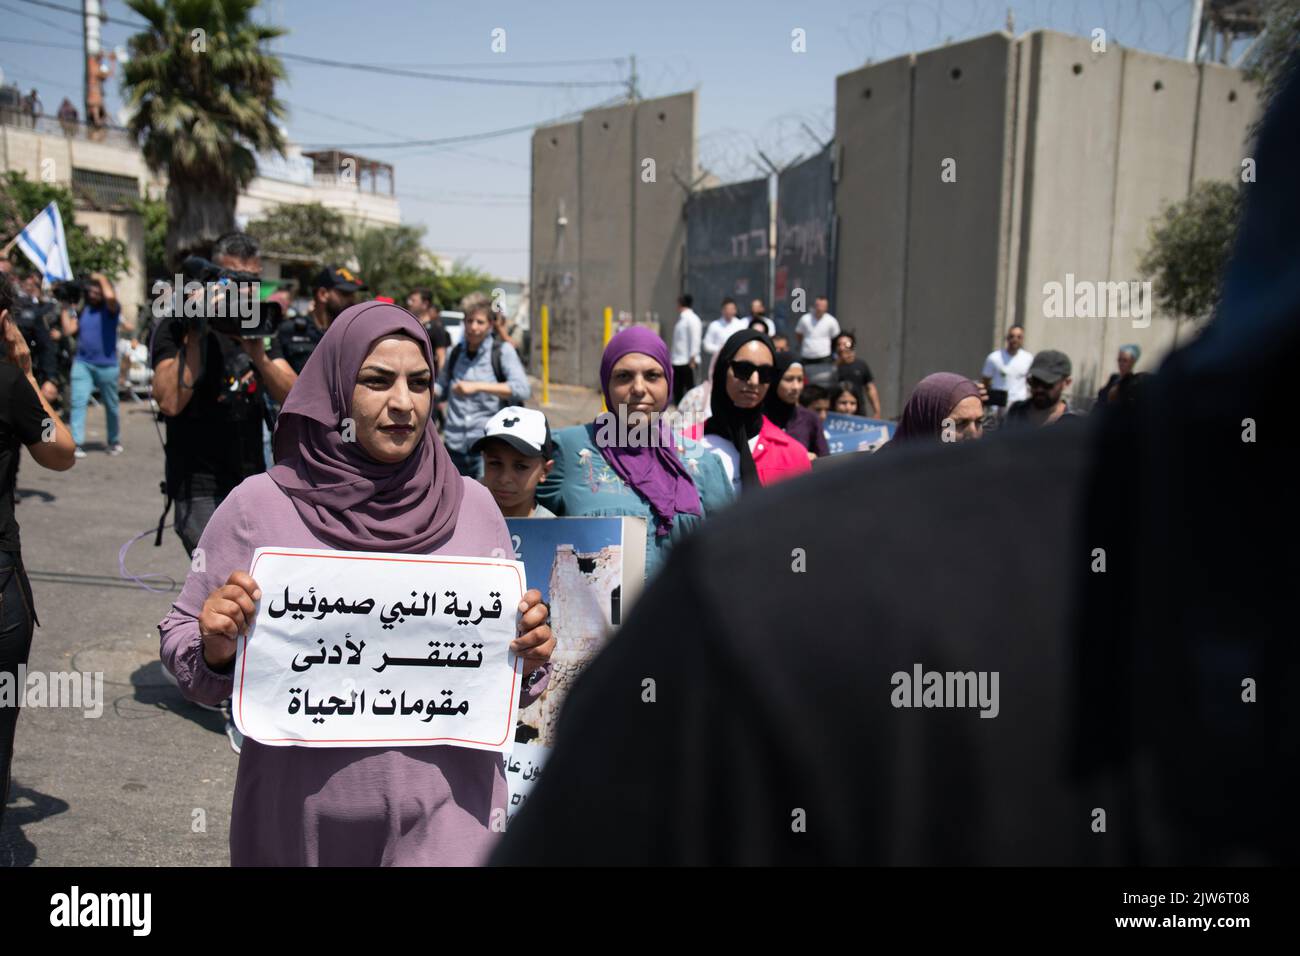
[494,62,1299,866]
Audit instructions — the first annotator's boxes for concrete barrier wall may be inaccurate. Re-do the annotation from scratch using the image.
[1191,63,1258,186]
[1013,31,1122,401]
[578,102,636,388]
[1101,48,1200,382]
[833,54,914,414]
[530,120,583,384]
[633,92,695,339]
[902,33,1016,400]
[530,94,691,389]
[830,30,1256,412]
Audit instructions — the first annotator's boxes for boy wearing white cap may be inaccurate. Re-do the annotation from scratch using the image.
[472,406,557,518]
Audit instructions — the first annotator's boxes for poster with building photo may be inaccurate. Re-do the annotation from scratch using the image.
[504,516,647,748]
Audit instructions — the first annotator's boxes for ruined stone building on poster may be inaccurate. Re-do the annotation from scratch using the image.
[520,542,623,747]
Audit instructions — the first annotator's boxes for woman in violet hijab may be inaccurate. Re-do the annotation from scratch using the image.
[536,327,733,580]
[762,351,829,460]
[158,302,555,866]
[699,328,812,493]
[889,372,984,446]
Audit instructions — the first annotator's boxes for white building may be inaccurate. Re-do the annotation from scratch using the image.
[0,104,401,320]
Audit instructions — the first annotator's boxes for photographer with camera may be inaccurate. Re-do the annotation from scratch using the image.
[65,271,123,457]
[151,233,295,559]
[13,273,60,406]
[0,275,76,824]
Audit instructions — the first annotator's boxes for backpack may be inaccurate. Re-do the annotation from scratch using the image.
[448,338,515,409]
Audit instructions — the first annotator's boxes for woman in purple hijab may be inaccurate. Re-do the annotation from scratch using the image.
[536,327,734,579]
[890,372,985,445]
[158,302,555,866]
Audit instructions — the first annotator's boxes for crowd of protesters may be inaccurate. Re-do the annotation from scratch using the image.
[0,192,1175,867]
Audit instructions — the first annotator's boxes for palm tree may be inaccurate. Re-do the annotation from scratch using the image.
[121,0,287,266]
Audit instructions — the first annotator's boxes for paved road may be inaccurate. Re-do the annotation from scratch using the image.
[0,378,599,867]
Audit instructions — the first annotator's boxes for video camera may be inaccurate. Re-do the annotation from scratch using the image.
[175,256,281,338]
[51,278,84,306]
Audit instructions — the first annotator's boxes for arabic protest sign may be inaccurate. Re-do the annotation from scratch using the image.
[503,741,550,824]
[232,547,525,752]
[823,413,895,454]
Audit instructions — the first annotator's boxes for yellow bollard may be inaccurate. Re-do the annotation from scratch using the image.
[601,307,613,412]
[541,305,550,407]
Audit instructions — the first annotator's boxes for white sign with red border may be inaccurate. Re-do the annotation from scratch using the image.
[232,547,525,752]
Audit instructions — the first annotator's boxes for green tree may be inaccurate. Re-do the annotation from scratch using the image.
[1141,2,1297,323]
[133,194,169,281]
[1244,0,1300,124]
[350,223,451,302]
[1140,181,1242,323]
[0,171,131,279]
[245,202,350,265]
[121,0,287,267]
[436,260,493,311]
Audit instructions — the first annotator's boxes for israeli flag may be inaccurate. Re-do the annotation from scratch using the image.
[15,201,73,283]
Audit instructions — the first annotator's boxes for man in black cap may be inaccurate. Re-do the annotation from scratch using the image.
[309,266,366,333]
[1003,349,1079,428]
[270,266,367,379]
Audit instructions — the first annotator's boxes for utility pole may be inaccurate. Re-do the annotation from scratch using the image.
[627,54,639,102]
[83,0,109,131]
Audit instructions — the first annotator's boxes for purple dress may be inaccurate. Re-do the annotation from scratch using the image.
[782,405,829,457]
[158,473,548,866]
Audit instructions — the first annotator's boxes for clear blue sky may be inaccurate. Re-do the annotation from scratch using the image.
[0,0,1195,279]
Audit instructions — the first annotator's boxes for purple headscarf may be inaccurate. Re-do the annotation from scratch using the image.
[597,327,702,537]
[269,301,465,552]
[893,372,982,443]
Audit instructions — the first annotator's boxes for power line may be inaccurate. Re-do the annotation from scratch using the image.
[1,0,86,37]
[359,56,626,71]
[276,50,625,89]
[12,0,628,89]
[0,36,83,51]
[296,101,614,151]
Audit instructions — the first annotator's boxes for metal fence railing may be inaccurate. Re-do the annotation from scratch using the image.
[0,107,137,150]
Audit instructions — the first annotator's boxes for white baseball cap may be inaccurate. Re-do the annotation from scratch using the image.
[470,406,554,458]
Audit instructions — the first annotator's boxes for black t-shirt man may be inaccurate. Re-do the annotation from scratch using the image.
[0,363,48,552]
[150,318,267,499]
[423,317,452,366]
[271,315,323,376]
[835,358,874,394]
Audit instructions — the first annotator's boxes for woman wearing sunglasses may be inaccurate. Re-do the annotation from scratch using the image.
[699,329,811,494]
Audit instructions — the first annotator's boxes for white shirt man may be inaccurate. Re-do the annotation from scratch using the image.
[670,302,702,368]
[702,301,748,369]
[795,298,841,362]
[981,326,1034,407]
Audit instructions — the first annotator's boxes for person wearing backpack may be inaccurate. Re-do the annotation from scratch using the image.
[434,293,530,478]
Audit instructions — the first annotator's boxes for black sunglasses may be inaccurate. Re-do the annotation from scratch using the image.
[728,360,776,384]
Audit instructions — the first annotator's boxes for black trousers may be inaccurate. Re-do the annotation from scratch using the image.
[672,364,695,406]
[0,551,35,827]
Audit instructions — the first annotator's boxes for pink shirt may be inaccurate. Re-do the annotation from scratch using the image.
[158,473,548,866]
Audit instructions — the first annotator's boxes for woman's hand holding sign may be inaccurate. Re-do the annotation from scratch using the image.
[200,571,262,669]
[511,589,554,672]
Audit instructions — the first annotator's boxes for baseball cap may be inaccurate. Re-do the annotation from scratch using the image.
[470,406,554,459]
[1028,350,1072,385]
[313,266,367,292]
